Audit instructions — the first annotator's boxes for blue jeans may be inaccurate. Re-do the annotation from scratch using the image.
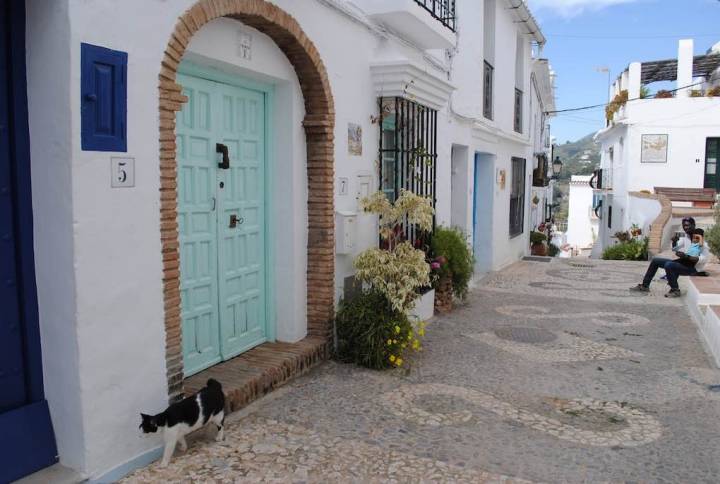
[642,257,696,289]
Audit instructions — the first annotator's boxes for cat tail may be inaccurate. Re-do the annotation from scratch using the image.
[207,378,222,390]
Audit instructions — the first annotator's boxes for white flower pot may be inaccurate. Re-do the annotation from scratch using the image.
[409,289,435,321]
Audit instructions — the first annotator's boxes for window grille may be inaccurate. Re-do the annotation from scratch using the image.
[514,88,523,133]
[510,157,526,237]
[378,97,438,247]
[483,61,494,120]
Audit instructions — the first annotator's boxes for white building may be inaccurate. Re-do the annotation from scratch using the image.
[566,175,599,250]
[528,58,557,232]
[1,1,551,480]
[593,38,720,254]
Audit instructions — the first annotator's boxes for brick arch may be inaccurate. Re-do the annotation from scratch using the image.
[158,0,335,399]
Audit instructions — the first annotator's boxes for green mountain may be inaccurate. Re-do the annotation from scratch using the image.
[551,132,602,220]
[554,133,601,181]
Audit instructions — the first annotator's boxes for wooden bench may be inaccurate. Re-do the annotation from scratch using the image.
[654,187,716,208]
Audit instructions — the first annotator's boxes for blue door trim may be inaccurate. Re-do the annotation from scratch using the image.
[0,0,58,481]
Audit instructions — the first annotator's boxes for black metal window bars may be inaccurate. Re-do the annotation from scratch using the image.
[510,157,526,237]
[414,0,456,32]
[378,97,438,249]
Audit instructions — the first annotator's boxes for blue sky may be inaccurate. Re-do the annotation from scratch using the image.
[527,0,720,143]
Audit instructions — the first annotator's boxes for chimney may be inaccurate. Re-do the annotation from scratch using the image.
[677,39,693,98]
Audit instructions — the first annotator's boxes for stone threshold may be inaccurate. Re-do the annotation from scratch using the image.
[184,337,328,413]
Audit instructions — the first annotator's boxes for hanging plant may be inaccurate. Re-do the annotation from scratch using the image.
[605,90,628,122]
[654,90,673,99]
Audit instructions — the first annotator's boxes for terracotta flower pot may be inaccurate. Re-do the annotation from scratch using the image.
[531,243,548,256]
[434,274,453,313]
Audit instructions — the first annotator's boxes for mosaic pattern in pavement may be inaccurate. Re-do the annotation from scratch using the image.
[123,259,720,483]
[467,328,642,362]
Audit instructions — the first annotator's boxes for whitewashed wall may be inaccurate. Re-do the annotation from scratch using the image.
[25,0,542,478]
[567,177,595,249]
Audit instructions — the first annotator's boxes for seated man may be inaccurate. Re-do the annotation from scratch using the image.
[630,228,708,298]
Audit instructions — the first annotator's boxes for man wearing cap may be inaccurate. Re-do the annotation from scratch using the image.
[630,217,709,297]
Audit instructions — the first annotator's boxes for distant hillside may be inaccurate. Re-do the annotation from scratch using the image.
[554,133,601,181]
[551,132,602,221]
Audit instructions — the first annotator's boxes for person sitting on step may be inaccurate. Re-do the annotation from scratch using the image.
[630,228,708,298]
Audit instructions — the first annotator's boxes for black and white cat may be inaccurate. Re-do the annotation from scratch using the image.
[140,378,226,467]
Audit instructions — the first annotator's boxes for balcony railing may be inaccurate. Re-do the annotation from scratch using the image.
[413,0,456,32]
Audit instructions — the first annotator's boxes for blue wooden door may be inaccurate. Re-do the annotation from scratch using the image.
[0,1,58,481]
[177,72,267,376]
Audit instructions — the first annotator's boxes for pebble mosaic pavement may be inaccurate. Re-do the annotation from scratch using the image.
[123,259,720,483]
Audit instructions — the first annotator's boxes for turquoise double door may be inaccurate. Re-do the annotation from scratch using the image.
[176,71,268,376]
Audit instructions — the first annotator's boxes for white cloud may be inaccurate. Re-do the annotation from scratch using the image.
[527,0,642,17]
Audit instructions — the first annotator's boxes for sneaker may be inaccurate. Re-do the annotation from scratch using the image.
[629,284,650,293]
[665,289,682,298]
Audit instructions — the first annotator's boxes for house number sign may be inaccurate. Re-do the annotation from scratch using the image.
[111,157,135,188]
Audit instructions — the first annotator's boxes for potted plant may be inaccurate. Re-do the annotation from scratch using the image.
[530,230,548,256]
[336,189,433,370]
[708,86,720,97]
[630,223,642,237]
[430,227,474,313]
[655,90,673,99]
[532,194,540,206]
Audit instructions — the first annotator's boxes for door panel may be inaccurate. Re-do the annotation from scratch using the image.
[0,7,27,411]
[177,72,267,375]
[705,138,720,191]
[177,74,221,376]
[217,83,266,359]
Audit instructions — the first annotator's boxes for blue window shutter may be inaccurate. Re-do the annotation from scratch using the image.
[81,43,127,151]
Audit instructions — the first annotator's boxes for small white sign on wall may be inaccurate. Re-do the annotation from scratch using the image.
[111,157,135,188]
[237,30,252,60]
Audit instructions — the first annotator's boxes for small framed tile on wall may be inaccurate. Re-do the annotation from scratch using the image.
[641,134,668,163]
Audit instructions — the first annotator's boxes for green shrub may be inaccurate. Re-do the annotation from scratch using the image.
[530,230,547,245]
[706,224,720,257]
[548,243,560,257]
[431,227,474,299]
[335,290,423,370]
[602,238,648,261]
[705,204,720,257]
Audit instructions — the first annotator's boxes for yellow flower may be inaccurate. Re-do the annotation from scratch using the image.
[396,358,403,366]
[401,343,407,349]
[395,325,401,334]
[389,355,396,362]
[392,339,397,344]
[418,328,425,337]
[387,339,392,345]
[412,339,420,349]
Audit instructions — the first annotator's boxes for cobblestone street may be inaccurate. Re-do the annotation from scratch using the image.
[123,259,720,483]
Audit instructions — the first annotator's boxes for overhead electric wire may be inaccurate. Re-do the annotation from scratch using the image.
[546,33,719,40]
[544,80,708,115]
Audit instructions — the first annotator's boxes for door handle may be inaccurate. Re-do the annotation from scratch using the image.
[216,143,230,169]
[229,214,243,228]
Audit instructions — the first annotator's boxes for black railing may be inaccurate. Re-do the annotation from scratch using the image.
[414,0,456,32]
[379,97,438,248]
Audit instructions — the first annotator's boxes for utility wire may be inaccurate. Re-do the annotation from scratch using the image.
[544,80,708,115]
[546,33,720,40]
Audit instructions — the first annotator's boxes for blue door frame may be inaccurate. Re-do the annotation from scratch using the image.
[0,1,58,481]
